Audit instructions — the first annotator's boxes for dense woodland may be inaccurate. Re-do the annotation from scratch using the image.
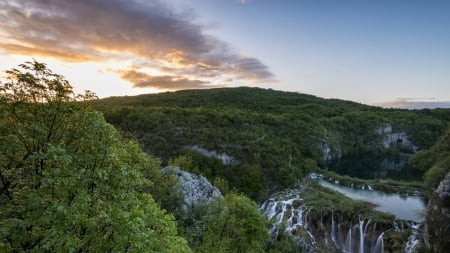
[93,85,450,200]
[1,61,449,252]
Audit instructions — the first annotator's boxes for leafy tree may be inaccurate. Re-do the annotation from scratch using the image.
[0,60,190,252]
[196,193,268,253]
[266,225,303,253]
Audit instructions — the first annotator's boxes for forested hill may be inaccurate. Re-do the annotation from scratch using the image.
[96,87,368,113]
[92,87,450,199]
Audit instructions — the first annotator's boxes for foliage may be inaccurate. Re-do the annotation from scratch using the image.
[0,61,190,252]
[266,225,303,253]
[301,180,395,223]
[177,201,219,249]
[410,125,450,191]
[317,169,424,195]
[92,87,450,201]
[195,193,269,253]
[411,126,450,252]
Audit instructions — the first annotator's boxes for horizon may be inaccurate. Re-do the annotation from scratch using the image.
[1,0,450,109]
[101,86,450,111]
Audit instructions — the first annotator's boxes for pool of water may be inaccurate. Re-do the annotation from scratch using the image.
[325,153,421,180]
[317,179,426,222]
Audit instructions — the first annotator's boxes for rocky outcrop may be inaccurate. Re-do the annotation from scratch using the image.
[425,172,450,252]
[435,172,450,200]
[161,166,222,214]
[378,124,419,152]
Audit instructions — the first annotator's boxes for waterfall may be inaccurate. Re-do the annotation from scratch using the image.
[404,223,420,253]
[344,227,353,253]
[364,219,371,236]
[267,202,277,220]
[304,211,308,230]
[331,210,336,245]
[338,222,344,248]
[359,219,365,253]
[372,232,384,253]
[261,189,415,253]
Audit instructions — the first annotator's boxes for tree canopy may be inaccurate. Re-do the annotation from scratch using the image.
[92,85,450,200]
[0,60,190,252]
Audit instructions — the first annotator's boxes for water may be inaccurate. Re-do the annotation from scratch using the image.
[359,220,364,253]
[325,153,421,180]
[404,223,421,253]
[372,232,384,253]
[317,179,425,221]
[344,228,352,253]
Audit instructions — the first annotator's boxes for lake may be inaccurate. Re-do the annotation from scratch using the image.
[317,179,426,222]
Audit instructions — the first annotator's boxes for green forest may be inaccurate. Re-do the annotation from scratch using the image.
[1,61,449,252]
[93,81,450,200]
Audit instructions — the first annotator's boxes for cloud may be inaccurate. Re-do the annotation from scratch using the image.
[0,0,274,90]
[115,69,221,90]
[375,98,450,109]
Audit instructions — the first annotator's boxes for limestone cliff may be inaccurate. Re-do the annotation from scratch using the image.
[161,166,223,214]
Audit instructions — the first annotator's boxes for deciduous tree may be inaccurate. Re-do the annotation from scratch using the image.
[0,60,191,252]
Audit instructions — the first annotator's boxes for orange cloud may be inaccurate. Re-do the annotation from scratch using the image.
[115,69,222,90]
[0,0,275,90]
[0,42,101,62]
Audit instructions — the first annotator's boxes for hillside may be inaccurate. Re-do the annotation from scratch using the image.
[3,60,449,252]
[93,87,450,199]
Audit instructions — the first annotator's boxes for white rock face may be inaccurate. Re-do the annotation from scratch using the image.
[435,172,450,199]
[161,166,222,212]
[378,124,419,152]
[189,145,236,165]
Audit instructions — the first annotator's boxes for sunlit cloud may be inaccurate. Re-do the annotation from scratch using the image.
[114,69,221,90]
[376,98,450,109]
[0,0,274,91]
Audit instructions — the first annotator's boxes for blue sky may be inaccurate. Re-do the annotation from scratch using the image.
[0,0,449,108]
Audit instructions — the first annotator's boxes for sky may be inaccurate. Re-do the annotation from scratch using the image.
[0,0,449,108]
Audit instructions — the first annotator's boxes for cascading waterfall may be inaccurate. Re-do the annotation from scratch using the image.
[261,188,415,253]
[260,189,319,252]
[359,219,365,253]
[331,210,336,245]
[372,232,384,253]
[338,222,344,247]
[404,223,420,253]
[260,189,308,233]
[344,227,353,253]
[364,219,371,236]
